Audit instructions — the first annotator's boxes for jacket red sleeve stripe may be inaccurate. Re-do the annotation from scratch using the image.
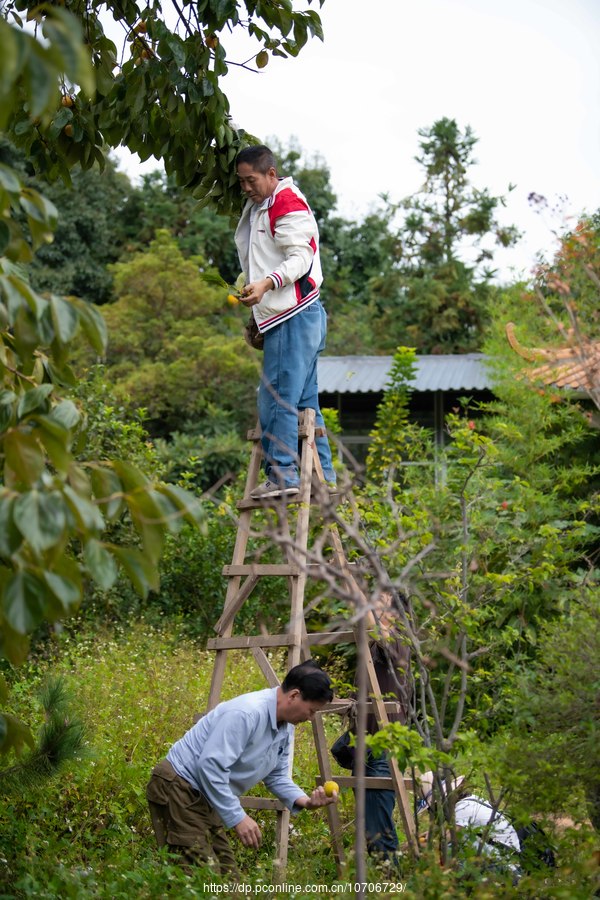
[267,189,310,236]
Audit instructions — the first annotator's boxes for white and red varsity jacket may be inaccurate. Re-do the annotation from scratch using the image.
[234,176,323,334]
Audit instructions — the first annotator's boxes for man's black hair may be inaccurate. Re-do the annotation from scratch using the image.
[236,145,278,175]
[281,660,333,702]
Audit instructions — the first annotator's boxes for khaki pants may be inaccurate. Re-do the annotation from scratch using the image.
[146,759,240,879]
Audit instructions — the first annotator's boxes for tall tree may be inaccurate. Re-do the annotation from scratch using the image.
[98,230,259,436]
[118,170,242,285]
[27,155,133,305]
[372,118,519,354]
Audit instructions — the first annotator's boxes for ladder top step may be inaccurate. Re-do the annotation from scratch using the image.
[247,422,311,442]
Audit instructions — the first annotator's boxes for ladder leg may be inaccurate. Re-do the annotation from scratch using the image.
[208,437,262,710]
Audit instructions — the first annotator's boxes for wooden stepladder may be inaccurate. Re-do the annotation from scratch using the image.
[205,409,417,875]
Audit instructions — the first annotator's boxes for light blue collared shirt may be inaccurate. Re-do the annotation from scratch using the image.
[167,687,304,828]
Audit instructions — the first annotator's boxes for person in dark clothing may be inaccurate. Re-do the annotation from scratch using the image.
[359,593,412,865]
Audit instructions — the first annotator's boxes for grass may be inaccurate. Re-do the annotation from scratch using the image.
[0,622,353,898]
[1,621,598,899]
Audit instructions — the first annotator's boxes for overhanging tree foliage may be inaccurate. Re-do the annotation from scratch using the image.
[2,0,324,214]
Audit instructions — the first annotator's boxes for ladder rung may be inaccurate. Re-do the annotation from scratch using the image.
[246,422,310,442]
[237,494,344,511]
[321,699,402,714]
[317,776,415,790]
[206,634,299,650]
[241,796,287,811]
[307,630,355,644]
[236,496,307,510]
[222,564,301,577]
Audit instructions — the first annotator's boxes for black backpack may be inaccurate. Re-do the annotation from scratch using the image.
[515,821,557,873]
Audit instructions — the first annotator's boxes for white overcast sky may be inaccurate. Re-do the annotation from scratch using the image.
[115,0,600,282]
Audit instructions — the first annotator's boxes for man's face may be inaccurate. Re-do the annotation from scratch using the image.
[237,162,278,204]
[280,689,327,725]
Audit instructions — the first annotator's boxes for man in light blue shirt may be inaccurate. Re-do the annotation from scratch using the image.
[147,661,337,877]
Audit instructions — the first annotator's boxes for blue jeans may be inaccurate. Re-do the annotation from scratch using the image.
[258,300,335,487]
[364,752,399,862]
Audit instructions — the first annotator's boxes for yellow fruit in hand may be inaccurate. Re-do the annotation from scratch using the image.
[227,294,239,305]
[324,780,339,797]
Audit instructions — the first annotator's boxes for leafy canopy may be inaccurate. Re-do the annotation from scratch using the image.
[2,0,325,213]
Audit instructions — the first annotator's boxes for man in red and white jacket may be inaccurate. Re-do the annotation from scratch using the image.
[235,145,336,499]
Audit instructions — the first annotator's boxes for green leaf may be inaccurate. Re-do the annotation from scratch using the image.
[62,484,104,533]
[0,621,30,666]
[4,430,44,485]
[49,400,80,431]
[1,274,47,320]
[0,494,23,557]
[83,539,118,591]
[111,460,150,491]
[0,163,21,194]
[111,545,160,598]
[0,221,10,255]
[46,360,78,389]
[42,571,81,613]
[26,43,58,119]
[157,483,205,528]
[50,295,80,345]
[0,23,26,114]
[126,491,167,560]
[199,269,230,290]
[43,7,95,97]
[164,34,186,68]
[71,298,107,354]
[0,389,17,432]
[19,188,58,227]
[89,466,124,521]
[17,383,54,418]
[0,712,35,758]
[47,106,73,140]
[2,570,48,634]
[32,412,71,472]
[13,489,67,553]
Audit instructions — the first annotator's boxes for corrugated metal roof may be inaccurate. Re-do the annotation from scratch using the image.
[318,354,492,394]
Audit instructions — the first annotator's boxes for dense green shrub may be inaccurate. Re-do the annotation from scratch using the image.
[491,588,600,832]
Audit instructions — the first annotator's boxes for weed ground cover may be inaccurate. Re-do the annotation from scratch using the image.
[1,622,597,898]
